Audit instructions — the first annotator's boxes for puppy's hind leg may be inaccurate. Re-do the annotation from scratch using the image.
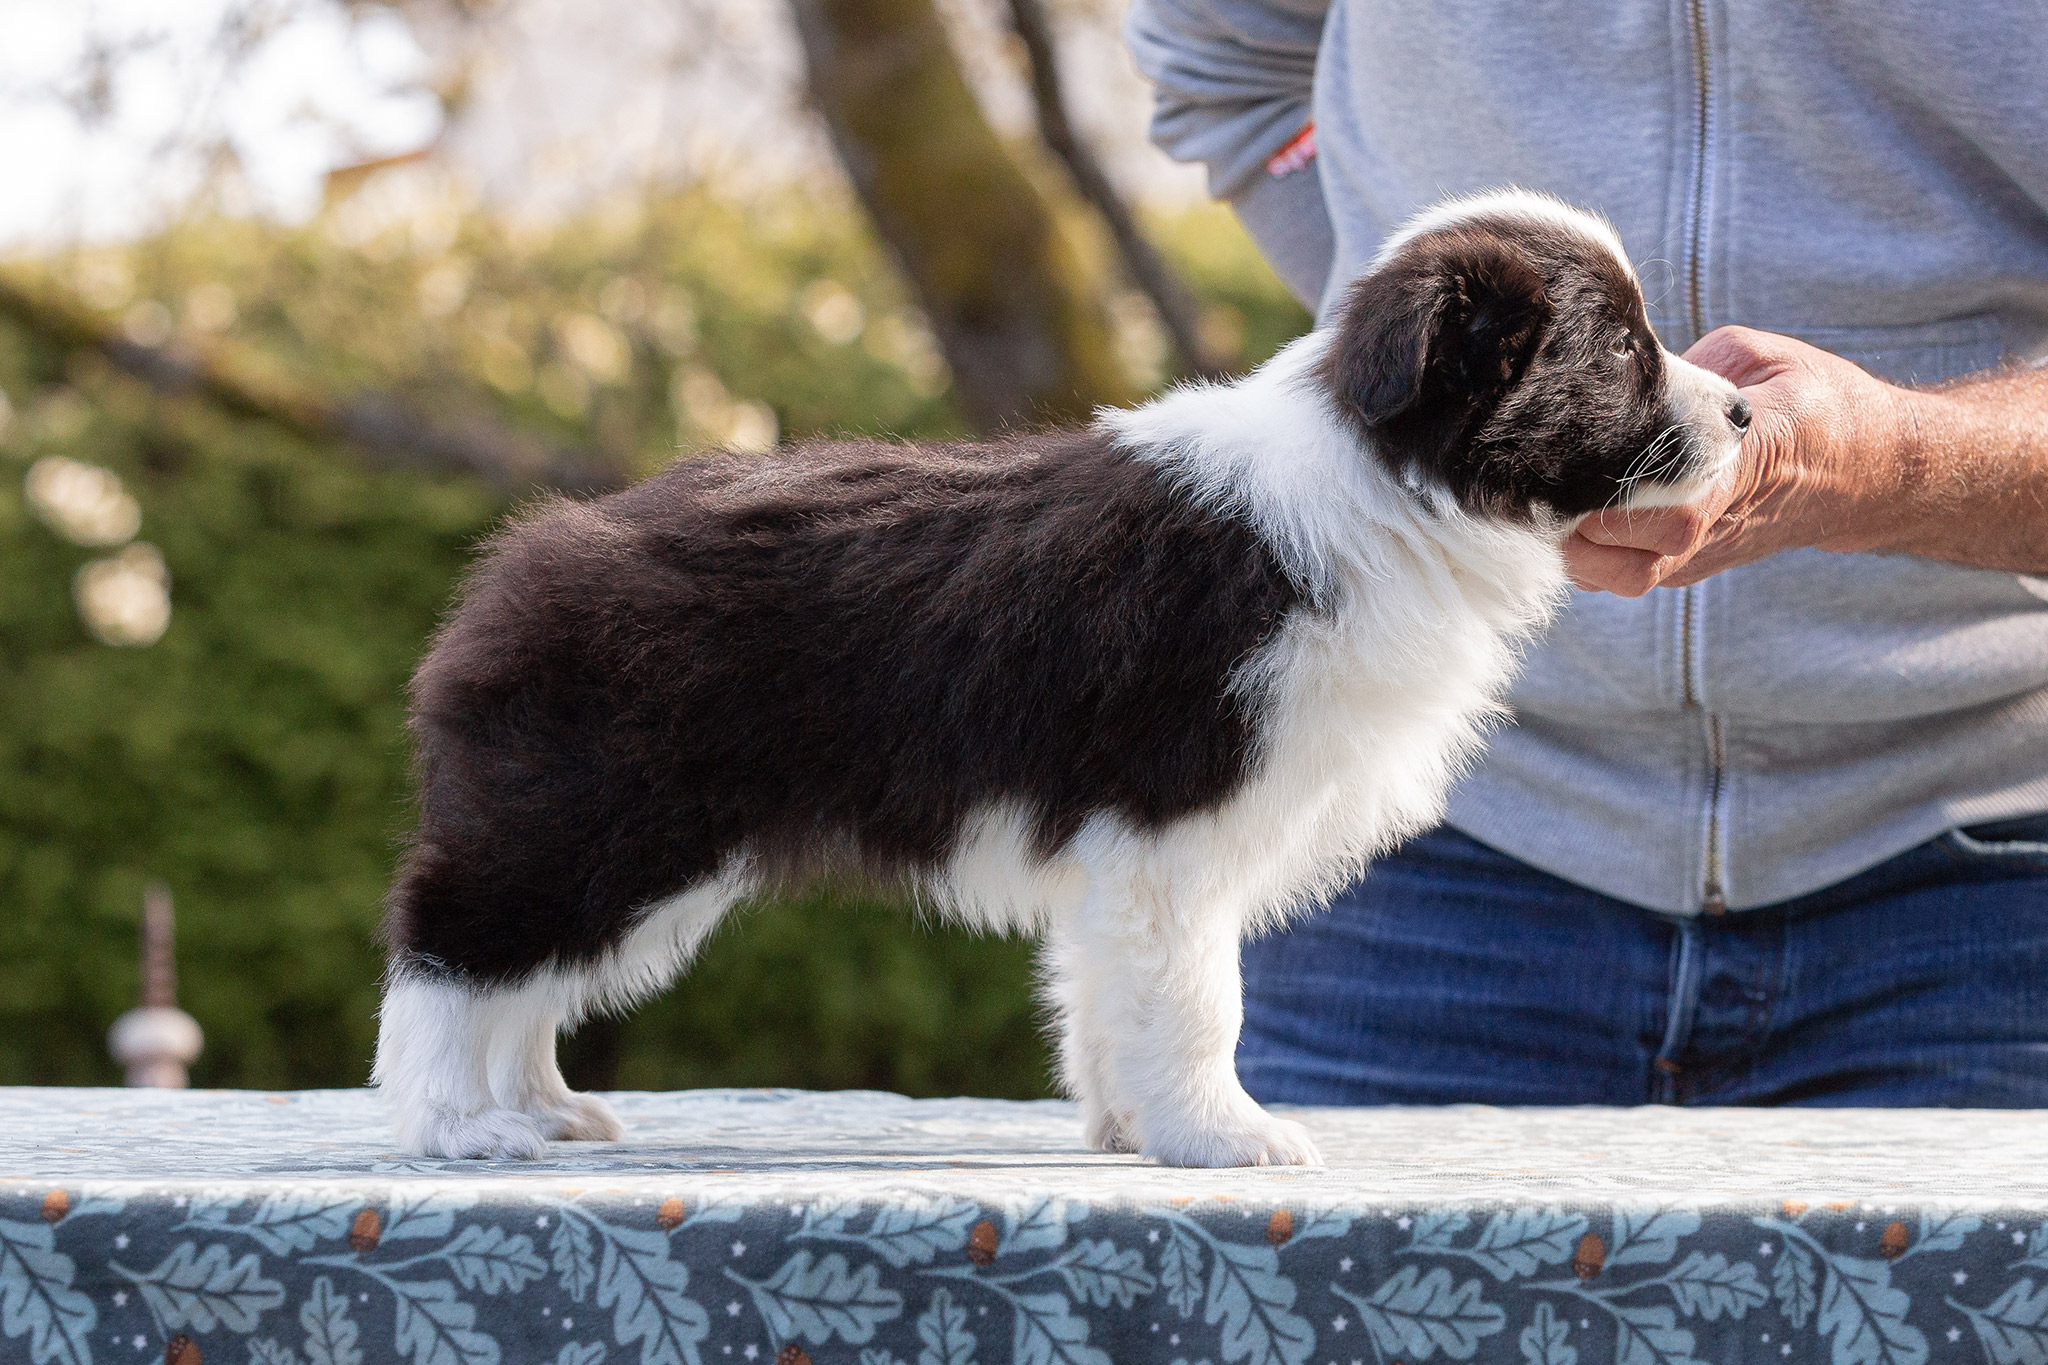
[486,983,624,1145]
[373,969,556,1160]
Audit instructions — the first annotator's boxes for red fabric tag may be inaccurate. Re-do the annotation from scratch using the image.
[1265,122,1317,178]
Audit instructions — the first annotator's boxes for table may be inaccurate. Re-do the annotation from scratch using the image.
[4,1087,2042,1365]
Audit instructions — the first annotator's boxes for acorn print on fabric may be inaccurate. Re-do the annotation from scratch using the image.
[349,1208,382,1253]
[658,1197,687,1230]
[165,1334,201,1365]
[1266,1209,1293,1246]
[775,1346,812,1365]
[1880,1220,1909,1260]
[1572,1232,1606,1280]
[41,1190,68,1224]
[967,1219,999,1266]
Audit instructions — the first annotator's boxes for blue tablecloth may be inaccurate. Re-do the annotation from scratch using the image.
[4,1087,2045,1365]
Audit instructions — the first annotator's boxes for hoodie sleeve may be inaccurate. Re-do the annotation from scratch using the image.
[1124,0,1335,307]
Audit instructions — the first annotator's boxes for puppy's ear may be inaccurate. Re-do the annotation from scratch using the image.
[1322,228,1550,429]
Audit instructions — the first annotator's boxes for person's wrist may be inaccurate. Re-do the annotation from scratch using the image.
[1808,376,1931,556]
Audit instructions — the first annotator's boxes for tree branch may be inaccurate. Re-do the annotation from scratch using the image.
[0,271,625,496]
[1002,0,1230,380]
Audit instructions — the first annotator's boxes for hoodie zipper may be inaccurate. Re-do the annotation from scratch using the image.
[1678,589,1725,914]
[1681,0,1726,916]
[1683,0,1712,336]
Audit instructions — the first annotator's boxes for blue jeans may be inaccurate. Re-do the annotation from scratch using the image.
[1237,814,2048,1107]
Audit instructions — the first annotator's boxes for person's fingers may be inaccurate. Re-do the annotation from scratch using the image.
[1563,535,1668,597]
[1653,556,1724,589]
[1576,504,1719,557]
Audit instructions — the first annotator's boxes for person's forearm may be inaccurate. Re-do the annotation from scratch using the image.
[1870,367,2048,573]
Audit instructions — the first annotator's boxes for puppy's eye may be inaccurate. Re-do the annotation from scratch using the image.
[1609,334,1633,357]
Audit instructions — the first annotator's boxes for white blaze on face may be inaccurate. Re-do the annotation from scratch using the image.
[1619,351,1748,510]
[1373,187,1632,276]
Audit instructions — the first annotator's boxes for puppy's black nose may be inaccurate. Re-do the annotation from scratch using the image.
[1726,396,1753,432]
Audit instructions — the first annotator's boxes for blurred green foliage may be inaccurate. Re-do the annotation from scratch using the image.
[0,184,1308,1095]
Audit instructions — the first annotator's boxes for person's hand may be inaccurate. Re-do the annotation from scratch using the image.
[1563,327,1916,597]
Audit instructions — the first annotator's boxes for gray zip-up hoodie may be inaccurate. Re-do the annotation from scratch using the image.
[1127,0,2048,914]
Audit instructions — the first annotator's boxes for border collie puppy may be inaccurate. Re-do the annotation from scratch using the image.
[375,190,1748,1166]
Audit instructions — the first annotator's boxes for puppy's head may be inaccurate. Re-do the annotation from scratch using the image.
[1318,191,1748,520]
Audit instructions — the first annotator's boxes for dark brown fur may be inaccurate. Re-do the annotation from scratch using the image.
[388,431,1302,983]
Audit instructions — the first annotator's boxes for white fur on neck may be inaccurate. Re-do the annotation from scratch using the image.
[1097,331,1573,624]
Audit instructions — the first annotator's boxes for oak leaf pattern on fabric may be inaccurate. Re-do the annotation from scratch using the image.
[8,1089,2046,1364]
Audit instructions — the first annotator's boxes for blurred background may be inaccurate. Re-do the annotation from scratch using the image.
[0,0,1308,1097]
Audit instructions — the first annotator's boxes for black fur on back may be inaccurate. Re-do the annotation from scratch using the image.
[388,431,1303,984]
[1319,215,1677,519]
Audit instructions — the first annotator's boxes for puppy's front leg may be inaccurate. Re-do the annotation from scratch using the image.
[1073,877,1322,1168]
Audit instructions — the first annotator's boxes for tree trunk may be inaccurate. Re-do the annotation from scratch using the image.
[788,0,1134,430]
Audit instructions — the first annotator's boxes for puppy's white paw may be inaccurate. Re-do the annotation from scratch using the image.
[404,1106,549,1160]
[547,1092,624,1143]
[1082,1106,1139,1155]
[1143,1112,1323,1169]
